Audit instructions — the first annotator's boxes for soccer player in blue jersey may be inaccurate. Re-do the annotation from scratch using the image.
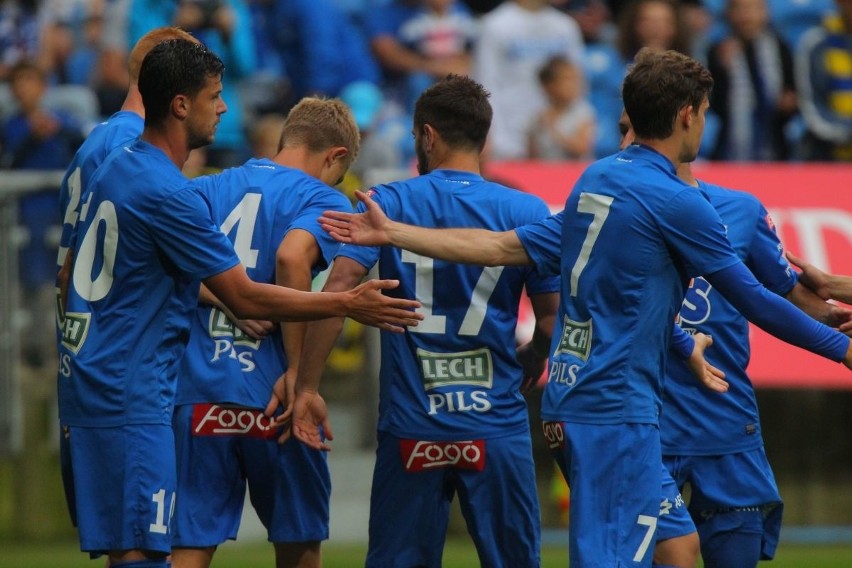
[318,49,852,568]
[293,74,560,568]
[170,97,359,568]
[58,39,420,568]
[616,111,852,567]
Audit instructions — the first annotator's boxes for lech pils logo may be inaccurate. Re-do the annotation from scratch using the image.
[417,347,493,389]
[553,315,592,361]
[61,312,91,354]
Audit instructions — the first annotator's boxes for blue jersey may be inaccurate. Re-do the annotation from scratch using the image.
[58,139,240,427]
[661,182,797,455]
[338,169,559,440]
[517,145,740,425]
[57,111,144,262]
[176,159,352,408]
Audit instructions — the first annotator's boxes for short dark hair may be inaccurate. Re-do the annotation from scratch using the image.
[622,48,713,139]
[138,39,224,126]
[413,74,492,152]
[538,56,576,85]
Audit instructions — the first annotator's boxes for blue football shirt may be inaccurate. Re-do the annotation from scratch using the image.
[58,139,240,427]
[176,158,352,407]
[661,181,797,455]
[338,169,560,440]
[57,111,144,263]
[517,145,740,425]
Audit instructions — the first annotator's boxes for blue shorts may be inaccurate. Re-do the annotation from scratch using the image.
[61,424,176,557]
[366,430,540,568]
[545,421,661,568]
[664,448,783,559]
[172,404,330,547]
[656,463,695,541]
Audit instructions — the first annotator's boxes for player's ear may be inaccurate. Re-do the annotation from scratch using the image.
[680,104,695,130]
[326,146,348,166]
[172,94,190,120]
[422,124,437,149]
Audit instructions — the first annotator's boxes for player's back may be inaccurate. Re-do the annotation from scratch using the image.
[662,182,795,455]
[338,169,558,439]
[59,139,238,428]
[544,145,738,426]
[177,158,352,408]
[58,111,144,259]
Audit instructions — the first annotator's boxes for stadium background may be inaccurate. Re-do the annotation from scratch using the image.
[2,0,852,564]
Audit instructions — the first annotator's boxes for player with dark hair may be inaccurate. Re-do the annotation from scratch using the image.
[170,97,360,568]
[317,49,852,567]
[294,73,559,567]
[617,110,852,568]
[58,39,420,567]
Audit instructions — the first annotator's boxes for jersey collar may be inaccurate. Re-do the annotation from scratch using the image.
[428,169,484,185]
[623,144,678,176]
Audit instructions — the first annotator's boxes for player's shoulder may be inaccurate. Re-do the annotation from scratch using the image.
[699,180,763,211]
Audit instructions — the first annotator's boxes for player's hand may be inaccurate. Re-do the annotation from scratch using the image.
[319,190,391,246]
[687,332,728,393]
[290,390,334,451]
[826,305,852,336]
[265,370,297,427]
[232,317,275,340]
[786,251,831,300]
[516,341,546,393]
[345,279,422,333]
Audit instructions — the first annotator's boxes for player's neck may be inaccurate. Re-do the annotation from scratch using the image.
[273,145,323,177]
[676,164,698,187]
[141,125,191,169]
[120,86,145,118]
[427,150,482,176]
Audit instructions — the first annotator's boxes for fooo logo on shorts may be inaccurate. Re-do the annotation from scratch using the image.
[400,439,486,472]
[191,403,280,439]
[542,421,565,450]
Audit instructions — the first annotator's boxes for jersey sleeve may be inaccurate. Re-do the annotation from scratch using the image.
[744,200,798,296]
[515,210,563,278]
[659,190,741,278]
[334,186,388,271]
[519,199,561,296]
[153,184,241,280]
[287,186,353,272]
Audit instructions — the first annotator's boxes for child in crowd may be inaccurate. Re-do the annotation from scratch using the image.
[527,56,596,160]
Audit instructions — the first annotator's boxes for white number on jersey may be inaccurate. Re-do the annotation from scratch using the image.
[219,193,261,268]
[633,514,657,562]
[72,200,119,302]
[401,250,503,336]
[57,167,82,265]
[570,192,613,297]
[149,488,175,535]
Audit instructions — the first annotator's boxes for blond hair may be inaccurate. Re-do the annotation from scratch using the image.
[279,97,361,168]
[128,27,198,84]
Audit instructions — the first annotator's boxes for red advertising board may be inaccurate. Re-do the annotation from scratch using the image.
[488,161,852,388]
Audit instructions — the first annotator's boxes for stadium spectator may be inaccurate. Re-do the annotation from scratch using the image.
[293,74,559,567]
[618,111,852,568]
[795,0,852,161]
[527,55,596,160]
[56,38,420,567]
[264,0,381,108]
[616,0,690,60]
[171,97,358,568]
[473,0,584,160]
[560,0,624,158]
[1,60,83,366]
[316,49,852,567]
[128,0,257,169]
[706,0,797,161]
[0,0,40,83]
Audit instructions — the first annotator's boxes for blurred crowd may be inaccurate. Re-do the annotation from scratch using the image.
[3,0,852,173]
[0,0,851,364]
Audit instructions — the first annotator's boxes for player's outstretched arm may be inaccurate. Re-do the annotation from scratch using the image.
[204,263,422,330]
[707,261,852,369]
[319,190,533,267]
[786,281,852,332]
[198,283,275,340]
[787,251,852,305]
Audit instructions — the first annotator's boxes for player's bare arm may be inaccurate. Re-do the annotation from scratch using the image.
[688,332,729,393]
[203,262,422,330]
[266,229,322,425]
[197,283,275,340]
[287,256,370,450]
[786,281,852,332]
[787,251,852,305]
[319,189,533,267]
[517,292,558,393]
